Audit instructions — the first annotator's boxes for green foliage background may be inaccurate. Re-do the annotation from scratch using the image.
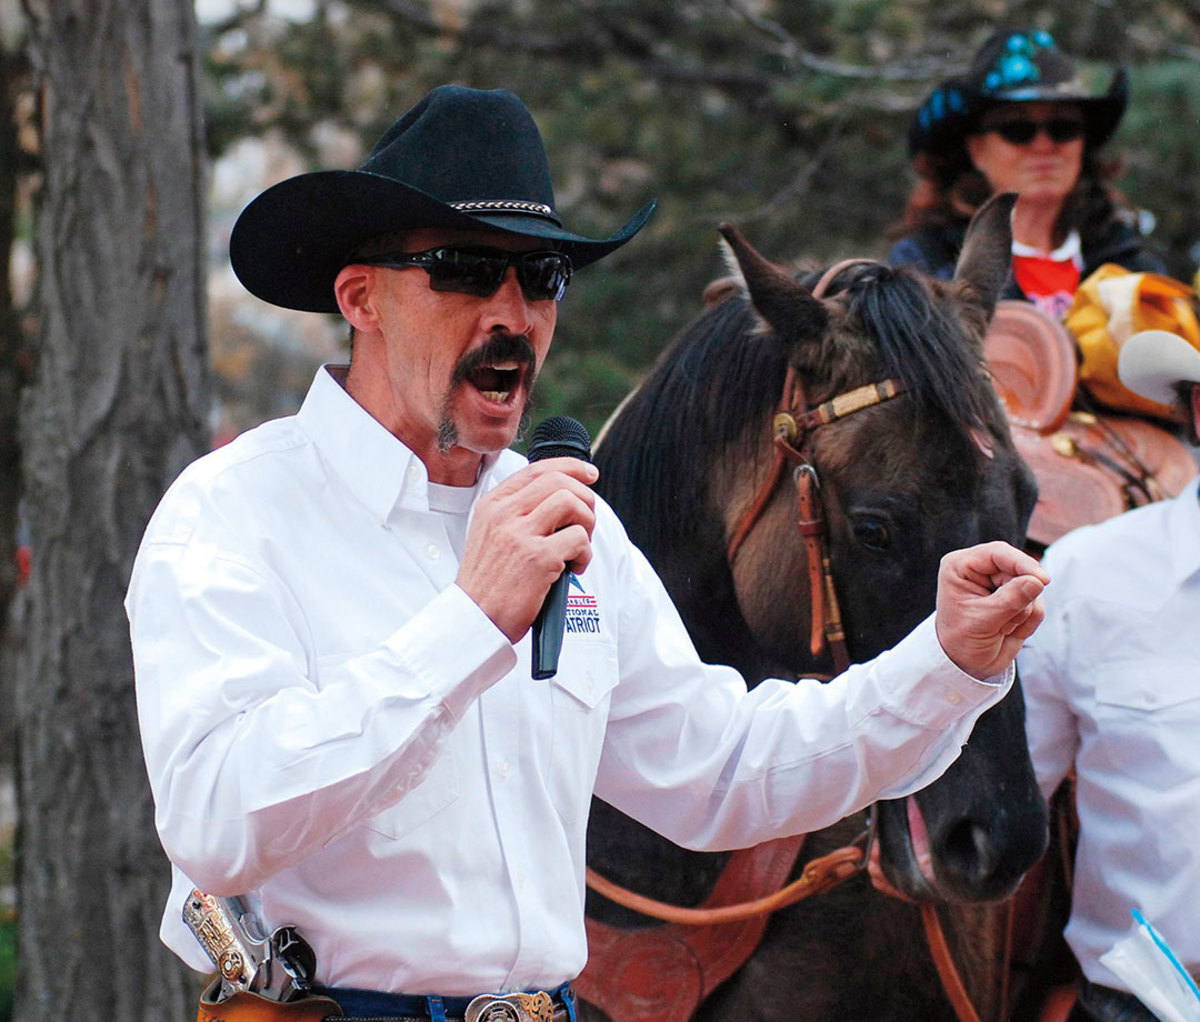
[200,0,1200,442]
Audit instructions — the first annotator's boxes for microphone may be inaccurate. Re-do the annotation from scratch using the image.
[526,415,592,680]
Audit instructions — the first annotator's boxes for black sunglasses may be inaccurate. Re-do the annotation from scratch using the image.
[984,117,1086,146]
[361,246,573,302]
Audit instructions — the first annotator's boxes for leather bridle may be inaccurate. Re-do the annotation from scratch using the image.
[726,258,906,674]
[583,258,995,1022]
[722,259,996,1022]
[585,259,905,928]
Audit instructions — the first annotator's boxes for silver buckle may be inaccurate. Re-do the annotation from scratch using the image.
[464,991,555,1022]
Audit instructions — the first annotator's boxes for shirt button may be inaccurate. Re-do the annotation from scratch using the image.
[498,760,510,779]
[406,464,421,482]
[946,690,963,705]
[426,544,440,560]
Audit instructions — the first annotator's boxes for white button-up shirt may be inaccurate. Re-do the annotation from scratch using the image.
[128,365,1012,996]
[1019,478,1200,990]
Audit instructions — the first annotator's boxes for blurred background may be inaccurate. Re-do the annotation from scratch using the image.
[190,0,1200,442]
[1,1,1199,1019]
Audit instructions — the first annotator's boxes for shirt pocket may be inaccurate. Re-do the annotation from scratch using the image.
[1090,661,1200,788]
[546,641,619,824]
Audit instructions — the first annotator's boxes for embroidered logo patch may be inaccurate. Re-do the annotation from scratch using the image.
[564,575,602,635]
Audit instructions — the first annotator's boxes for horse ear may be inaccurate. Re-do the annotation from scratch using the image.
[953,191,1016,318]
[718,223,829,340]
[701,237,748,307]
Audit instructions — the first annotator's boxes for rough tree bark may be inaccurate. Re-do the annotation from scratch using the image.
[12,1,210,1019]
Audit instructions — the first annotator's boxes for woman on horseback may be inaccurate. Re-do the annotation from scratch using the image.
[888,27,1164,319]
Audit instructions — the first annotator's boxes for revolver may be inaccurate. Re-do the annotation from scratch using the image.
[183,889,316,1002]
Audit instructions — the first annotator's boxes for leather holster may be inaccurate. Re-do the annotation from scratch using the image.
[197,978,343,1022]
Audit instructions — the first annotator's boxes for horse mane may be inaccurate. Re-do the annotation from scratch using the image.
[823,262,996,436]
[594,295,784,567]
[594,261,996,567]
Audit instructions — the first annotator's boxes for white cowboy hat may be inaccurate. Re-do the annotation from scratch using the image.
[1117,329,1200,407]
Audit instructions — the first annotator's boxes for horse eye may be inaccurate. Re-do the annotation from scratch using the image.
[852,519,891,551]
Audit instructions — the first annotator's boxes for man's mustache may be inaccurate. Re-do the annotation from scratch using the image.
[450,332,537,388]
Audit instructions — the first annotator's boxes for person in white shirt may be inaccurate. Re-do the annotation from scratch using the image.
[127,84,1049,1022]
[1019,327,1200,1022]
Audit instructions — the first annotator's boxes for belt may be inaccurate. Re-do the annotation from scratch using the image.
[315,984,577,1022]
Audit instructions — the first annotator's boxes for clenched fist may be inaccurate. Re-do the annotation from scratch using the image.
[934,541,1050,679]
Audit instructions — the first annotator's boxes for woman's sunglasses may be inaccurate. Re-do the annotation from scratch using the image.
[983,117,1086,146]
[361,246,573,302]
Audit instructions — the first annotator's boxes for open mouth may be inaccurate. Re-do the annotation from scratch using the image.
[906,795,937,887]
[873,795,941,902]
[454,333,537,407]
[467,359,525,403]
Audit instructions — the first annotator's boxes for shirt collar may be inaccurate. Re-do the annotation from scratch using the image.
[1011,229,1082,263]
[294,365,508,522]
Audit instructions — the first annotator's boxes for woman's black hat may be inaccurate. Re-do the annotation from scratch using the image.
[230,85,657,313]
[908,28,1128,161]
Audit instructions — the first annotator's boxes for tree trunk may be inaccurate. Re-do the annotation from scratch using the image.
[0,12,29,775]
[13,2,210,1019]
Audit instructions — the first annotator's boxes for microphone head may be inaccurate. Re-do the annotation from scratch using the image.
[527,415,592,464]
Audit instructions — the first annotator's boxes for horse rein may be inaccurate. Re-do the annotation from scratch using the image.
[585,817,876,926]
[726,258,906,673]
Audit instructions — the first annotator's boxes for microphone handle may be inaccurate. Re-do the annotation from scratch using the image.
[531,569,570,680]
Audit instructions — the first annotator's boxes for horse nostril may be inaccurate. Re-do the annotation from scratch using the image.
[939,819,998,885]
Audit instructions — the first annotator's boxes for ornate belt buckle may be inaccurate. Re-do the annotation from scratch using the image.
[464,991,555,1022]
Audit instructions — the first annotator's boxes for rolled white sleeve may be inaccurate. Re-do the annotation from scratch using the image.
[593,536,1011,850]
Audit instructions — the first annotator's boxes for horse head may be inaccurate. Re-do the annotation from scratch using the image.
[687,193,1045,903]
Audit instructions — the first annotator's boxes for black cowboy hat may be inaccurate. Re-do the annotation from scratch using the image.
[230,85,657,313]
[908,27,1127,161]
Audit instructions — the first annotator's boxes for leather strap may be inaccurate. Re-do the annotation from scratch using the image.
[197,980,344,1022]
[922,905,981,1022]
[584,839,866,926]
[727,358,903,672]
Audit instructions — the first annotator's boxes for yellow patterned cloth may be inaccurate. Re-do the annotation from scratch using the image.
[1066,263,1200,421]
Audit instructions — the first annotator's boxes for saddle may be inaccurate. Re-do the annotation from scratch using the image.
[983,301,1197,548]
[577,836,806,1022]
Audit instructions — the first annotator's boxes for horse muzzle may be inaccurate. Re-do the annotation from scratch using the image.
[875,793,1048,903]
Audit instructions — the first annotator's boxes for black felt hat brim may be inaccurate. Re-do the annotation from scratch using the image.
[907,84,1123,160]
[230,170,656,314]
[973,69,1128,151]
[912,72,1128,160]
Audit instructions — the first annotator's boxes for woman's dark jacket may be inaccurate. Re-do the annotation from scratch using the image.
[887,214,1166,299]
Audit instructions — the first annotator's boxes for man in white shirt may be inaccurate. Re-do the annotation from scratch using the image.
[127,84,1049,1022]
[1019,327,1200,1022]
